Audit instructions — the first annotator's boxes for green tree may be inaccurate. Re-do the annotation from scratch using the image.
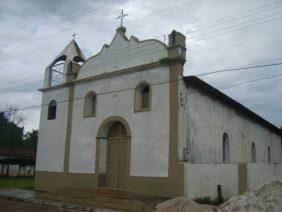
[24,129,38,149]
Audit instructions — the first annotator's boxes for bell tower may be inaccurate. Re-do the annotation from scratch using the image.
[43,39,86,88]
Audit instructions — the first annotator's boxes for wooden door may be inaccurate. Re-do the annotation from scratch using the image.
[106,138,120,188]
[118,139,127,189]
[105,122,127,189]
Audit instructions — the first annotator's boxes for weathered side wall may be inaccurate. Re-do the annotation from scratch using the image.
[184,162,282,199]
[186,86,281,164]
[247,163,282,189]
[184,163,238,199]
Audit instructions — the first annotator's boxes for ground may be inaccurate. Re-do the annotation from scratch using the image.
[0,199,82,212]
[0,177,33,189]
[42,188,168,211]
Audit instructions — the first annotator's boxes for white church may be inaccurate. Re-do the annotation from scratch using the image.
[35,25,282,199]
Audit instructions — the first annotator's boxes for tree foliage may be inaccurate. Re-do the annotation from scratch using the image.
[0,105,38,156]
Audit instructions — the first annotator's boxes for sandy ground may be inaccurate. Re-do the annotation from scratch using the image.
[155,197,215,212]
[217,181,282,212]
[42,188,167,211]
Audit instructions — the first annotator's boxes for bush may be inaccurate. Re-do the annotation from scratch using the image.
[194,196,225,206]
[159,57,168,65]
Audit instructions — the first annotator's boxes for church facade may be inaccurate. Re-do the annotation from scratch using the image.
[35,27,282,198]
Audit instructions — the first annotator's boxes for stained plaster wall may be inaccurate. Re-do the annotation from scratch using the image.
[186,85,281,164]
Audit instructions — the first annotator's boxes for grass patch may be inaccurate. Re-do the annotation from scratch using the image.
[194,196,225,206]
[0,177,34,190]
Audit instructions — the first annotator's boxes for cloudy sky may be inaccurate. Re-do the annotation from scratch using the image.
[0,0,281,132]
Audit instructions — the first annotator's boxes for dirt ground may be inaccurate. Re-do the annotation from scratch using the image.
[42,188,168,211]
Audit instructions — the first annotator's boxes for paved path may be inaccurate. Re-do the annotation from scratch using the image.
[0,189,119,212]
[0,199,81,212]
[0,189,40,199]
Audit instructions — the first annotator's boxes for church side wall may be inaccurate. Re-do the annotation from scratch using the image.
[178,79,189,161]
[186,86,281,164]
[69,66,170,177]
[35,88,69,172]
[184,163,238,199]
[247,163,282,189]
[183,85,281,199]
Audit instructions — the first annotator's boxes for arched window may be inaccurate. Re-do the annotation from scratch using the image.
[48,100,57,120]
[134,82,151,112]
[281,126,282,161]
[280,140,282,161]
[251,142,256,163]
[223,133,230,163]
[267,146,271,163]
[84,91,96,117]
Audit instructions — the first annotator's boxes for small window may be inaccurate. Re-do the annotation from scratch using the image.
[84,91,96,117]
[223,133,230,163]
[134,82,151,112]
[267,146,271,163]
[48,100,57,120]
[251,142,256,163]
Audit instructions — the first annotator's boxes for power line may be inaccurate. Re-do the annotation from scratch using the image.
[6,0,280,57]
[1,54,282,92]
[191,1,282,30]
[0,77,181,113]
[1,1,144,51]
[220,73,282,90]
[190,12,282,39]
[0,0,199,55]
[2,0,280,49]
[0,0,133,48]
[1,1,281,61]
[2,11,281,63]
[196,62,282,77]
[0,44,167,92]
[191,16,282,42]
[1,66,282,113]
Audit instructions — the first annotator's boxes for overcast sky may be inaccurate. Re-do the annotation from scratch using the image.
[0,0,281,132]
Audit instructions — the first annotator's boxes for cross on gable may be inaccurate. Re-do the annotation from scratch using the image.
[72,33,76,40]
[116,9,128,27]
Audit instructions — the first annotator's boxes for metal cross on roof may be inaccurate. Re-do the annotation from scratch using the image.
[72,33,76,40]
[116,9,128,27]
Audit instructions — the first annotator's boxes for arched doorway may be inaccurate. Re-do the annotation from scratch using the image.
[96,116,131,190]
[106,122,127,189]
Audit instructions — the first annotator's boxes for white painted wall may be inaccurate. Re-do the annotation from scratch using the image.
[37,29,170,177]
[36,88,69,172]
[69,66,170,176]
[68,29,170,177]
[0,164,34,177]
[77,31,167,80]
[247,163,282,189]
[184,163,238,199]
[186,86,281,164]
